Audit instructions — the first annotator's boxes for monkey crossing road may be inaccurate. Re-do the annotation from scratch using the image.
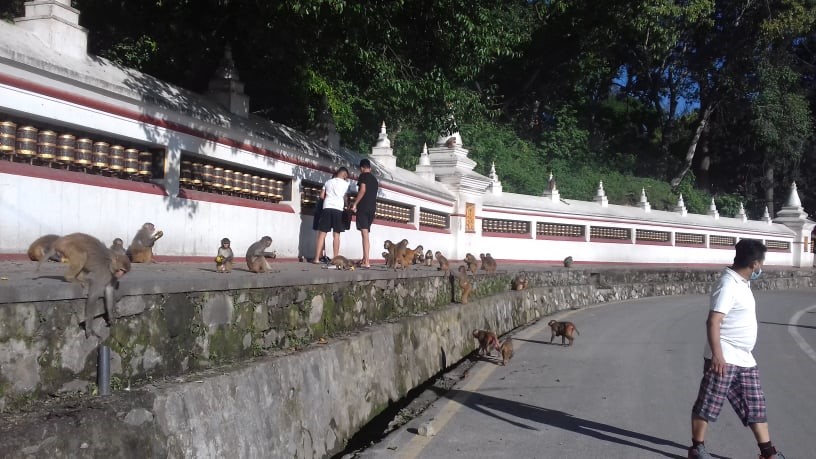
[359,290,816,459]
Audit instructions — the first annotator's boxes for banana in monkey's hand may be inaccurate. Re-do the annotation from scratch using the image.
[215,255,225,264]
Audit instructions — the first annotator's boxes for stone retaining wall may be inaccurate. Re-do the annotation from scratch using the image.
[0,269,813,458]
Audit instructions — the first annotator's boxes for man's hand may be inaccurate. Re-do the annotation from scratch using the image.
[709,354,727,377]
[706,311,726,377]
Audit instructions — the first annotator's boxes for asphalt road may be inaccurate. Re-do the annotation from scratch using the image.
[361,289,816,459]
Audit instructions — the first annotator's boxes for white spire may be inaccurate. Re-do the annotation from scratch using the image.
[542,172,560,201]
[784,181,803,209]
[736,202,747,222]
[674,194,687,216]
[639,188,651,212]
[708,198,719,219]
[418,143,431,166]
[488,161,502,195]
[489,162,499,183]
[761,206,772,223]
[594,180,608,207]
[375,121,391,148]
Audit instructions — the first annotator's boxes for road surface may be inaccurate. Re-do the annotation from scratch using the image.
[361,289,816,459]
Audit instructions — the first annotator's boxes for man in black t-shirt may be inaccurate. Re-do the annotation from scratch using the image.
[351,158,379,269]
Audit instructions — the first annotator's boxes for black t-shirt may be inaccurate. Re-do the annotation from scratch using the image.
[357,172,379,212]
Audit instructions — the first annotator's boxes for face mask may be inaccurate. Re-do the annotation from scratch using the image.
[750,268,762,281]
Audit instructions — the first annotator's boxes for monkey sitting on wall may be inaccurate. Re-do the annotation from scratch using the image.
[246,236,275,273]
[384,239,408,269]
[424,250,433,267]
[472,329,501,357]
[435,251,450,275]
[215,238,234,273]
[27,234,61,262]
[464,253,479,274]
[127,222,164,263]
[548,320,580,346]
[39,233,130,338]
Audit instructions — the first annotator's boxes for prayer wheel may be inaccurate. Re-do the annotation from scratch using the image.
[56,134,76,164]
[232,170,244,193]
[36,130,57,161]
[271,180,285,200]
[124,148,139,174]
[108,145,125,172]
[191,162,204,186]
[15,126,37,158]
[202,164,214,188]
[74,138,93,166]
[137,151,152,177]
[180,160,192,186]
[92,141,110,170]
[213,167,225,189]
[223,169,234,191]
[250,175,260,196]
[0,121,15,157]
[241,173,252,194]
[258,177,269,199]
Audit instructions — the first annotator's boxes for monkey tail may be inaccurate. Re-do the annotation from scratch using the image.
[574,327,580,335]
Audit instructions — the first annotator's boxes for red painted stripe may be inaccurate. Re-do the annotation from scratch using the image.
[482,232,532,239]
[0,159,166,195]
[635,240,672,246]
[536,235,585,242]
[589,238,633,244]
[418,225,451,234]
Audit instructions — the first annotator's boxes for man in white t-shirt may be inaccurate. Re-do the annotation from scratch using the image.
[312,167,350,263]
[688,239,785,459]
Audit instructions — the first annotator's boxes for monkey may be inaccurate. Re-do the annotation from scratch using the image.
[511,275,528,291]
[435,251,450,275]
[464,253,479,274]
[330,255,355,270]
[456,265,472,304]
[499,338,514,365]
[109,238,130,270]
[39,233,130,338]
[246,236,274,273]
[381,250,391,266]
[424,250,434,267]
[548,320,580,346]
[397,244,423,270]
[215,237,234,273]
[384,239,408,269]
[479,253,497,273]
[444,136,457,148]
[392,239,410,269]
[472,329,501,356]
[414,246,426,265]
[563,256,574,268]
[27,234,61,262]
[127,222,164,263]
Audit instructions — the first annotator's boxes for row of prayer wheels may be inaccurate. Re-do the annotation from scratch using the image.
[376,201,412,223]
[300,185,322,207]
[0,120,153,179]
[179,159,286,201]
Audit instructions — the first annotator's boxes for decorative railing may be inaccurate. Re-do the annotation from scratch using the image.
[1,117,157,181]
[376,200,412,224]
[483,218,530,234]
[179,155,287,202]
[536,222,585,238]
[765,240,790,251]
[590,226,631,241]
[675,232,706,246]
[419,208,449,229]
[636,229,671,243]
[709,235,736,247]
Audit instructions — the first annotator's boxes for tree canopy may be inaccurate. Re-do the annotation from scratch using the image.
[3,0,815,217]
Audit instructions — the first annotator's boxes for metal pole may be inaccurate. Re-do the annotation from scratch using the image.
[97,344,111,396]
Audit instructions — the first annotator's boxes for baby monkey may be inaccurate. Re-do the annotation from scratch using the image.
[456,265,472,304]
[27,234,61,262]
[330,255,355,270]
[215,238,234,273]
[511,275,528,291]
[472,329,501,357]
[548,320,580,346]
[424,250,434,267]
[499,338,514,365]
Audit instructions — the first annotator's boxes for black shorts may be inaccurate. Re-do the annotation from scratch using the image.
[318,209,346,233]
[356,208,375,230]
[312,200,324,231]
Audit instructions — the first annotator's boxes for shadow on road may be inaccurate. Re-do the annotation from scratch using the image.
[430,387,721,459]
[760,320,816,330]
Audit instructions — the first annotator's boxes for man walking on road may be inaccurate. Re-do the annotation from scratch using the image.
[688,239,785,459]
[350,158,378,269]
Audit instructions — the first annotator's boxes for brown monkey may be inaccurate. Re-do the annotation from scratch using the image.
[39,233,130,338]
[472,329,500,356]
[414,246,426,265]
[109,238,130,269]
[456,265,472,304]
[215,238,234,273]
[392,239,410,269]
[246,236,274,273]
[384,239,408,269]
[27,234,61,262]
[563,256,574,268]
[499,338,514,365]
[464,253,479,274]
[548,320,580,346]
[127,222,164,263]
[435,251,450,275]
[511,275,528,291]
[330,255,355,270]
[398,244,422,269]
[484,253,497,273]
[424,250,433,267]
[381,250,391,266]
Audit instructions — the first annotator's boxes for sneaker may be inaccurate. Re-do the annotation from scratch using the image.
[319,256,331,264]
[760,452,785,459]
[688,444,712,459]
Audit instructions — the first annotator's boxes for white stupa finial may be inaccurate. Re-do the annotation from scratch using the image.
[596,181,606,197]
[375,121,390,148]
[784,181,802,208]
[736,202,747,222]
[543,172,559,200]
[489,162,499,182]
[761,205,772,223]
[639,188,651,212]
[418,143,431,166]
[708,197,719,219]
[594,180,608,207]
[674,194,687,216]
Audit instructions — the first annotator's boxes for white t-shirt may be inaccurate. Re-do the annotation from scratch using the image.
[704,267,758,367]
[322,177,350,211]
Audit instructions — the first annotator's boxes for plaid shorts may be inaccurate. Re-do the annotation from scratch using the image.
[692,359,767,426]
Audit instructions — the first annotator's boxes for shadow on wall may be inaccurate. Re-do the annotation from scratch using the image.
[298,213,319,261]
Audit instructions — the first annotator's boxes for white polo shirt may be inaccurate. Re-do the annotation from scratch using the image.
[323,177,350,211]
[704,267,758,367]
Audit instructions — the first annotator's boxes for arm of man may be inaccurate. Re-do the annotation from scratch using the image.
[706,311,726,377]
[351,183,367,212]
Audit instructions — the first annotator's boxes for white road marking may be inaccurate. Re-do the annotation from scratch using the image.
[788,304,816,363]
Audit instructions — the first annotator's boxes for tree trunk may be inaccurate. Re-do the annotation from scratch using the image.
[670,103,715,189]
